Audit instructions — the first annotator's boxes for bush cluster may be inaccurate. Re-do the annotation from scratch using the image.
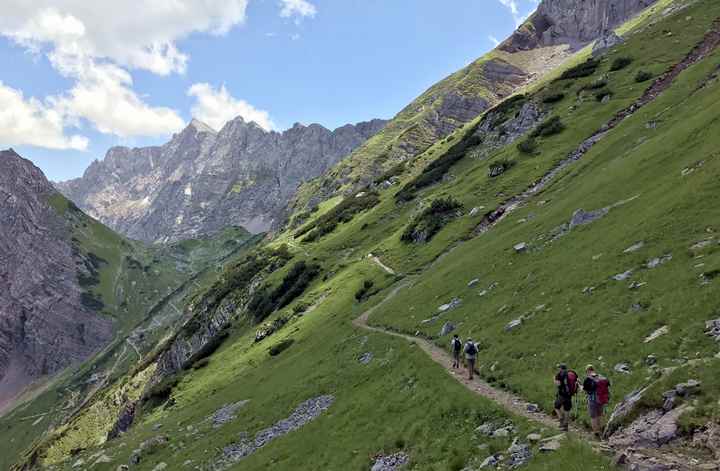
[296,191,380,242]
[610,56,633,71]
[635,70,654,83]
[248,261,321,322]
[530,116,565,138]
[355,280,376,302]
[401,197,463,243]
[557,58,601,80]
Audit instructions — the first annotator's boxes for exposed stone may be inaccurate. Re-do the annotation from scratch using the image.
[539,439,563,452]
[570,208,609,228]
[644,326,669,343]
[440,322,456,336]
[645,354,658,366]
[647,254,673,269]
[479,454,502,469]
[613,270,634,281]
[505,318,524,332]
[526,403,540,413]
[152,464,167,471]
[614,363,632,374]
[513,242,528,253]
[359,352,374,365]
[609,406,689,449]
[209,401,249,428]
[705,319,720,341]
[624,241,645,253]
[438,298,462,312]
[371,452,410,471]
[527,433,542,442]
[592,31,625,56]
[506,440,532,468]
[468,278,481,287]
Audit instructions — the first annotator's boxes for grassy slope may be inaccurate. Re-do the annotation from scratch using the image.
[9,2,720,470]
[0,196,259,470]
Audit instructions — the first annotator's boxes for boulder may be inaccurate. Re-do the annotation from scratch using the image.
[705,319,720,341]
[513,242,528,253]
[539,440,563,452]
[479,454,502,469]
[468,278,480,287]
[526,403,540,413]
[613,271,633,281]
[609,406,689,449]
[359,352,374,365]
[614,363,632,374]
[647,254,672,269]
[675,379,701,397]
[569,208,608,229]
[526,433,542,443]
[644,326,669,343]
[645,354,658,366]
[506,441,532,468]
[592,31,624,57]
[440,322,456,337]
[505,318,524,332]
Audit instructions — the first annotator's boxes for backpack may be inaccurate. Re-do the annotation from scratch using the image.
[593,376,610,405]
[565,370,579,396]
[452,338,462,353]
[465,342,478,356]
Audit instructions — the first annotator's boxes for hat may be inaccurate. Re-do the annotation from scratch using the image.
[585,364,595,371]
[557,363,567,370]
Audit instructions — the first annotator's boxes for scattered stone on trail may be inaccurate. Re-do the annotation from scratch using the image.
[513,242,528,253]
[538,438,563,453]
[359,352,374,365]
[624,241,645,253]
[218,395,334,468]
[527,433,542,443]
[609,405,689,449]
[209,401,249,428]
[506,440,532,468]
[613,270,633,281]
[645,354,658,366]
[614,363,632,374]
[644,325,669,343]
[438,298,462,312]
[468,278,480,287]
[647,254,673,269]
[607,387,649,435]
[629,281,647,290]
[505,318,524,332]
[492,425,516,438]
[705,319,720,341]
[440,322,456,336]
[370,452,409,471]
[674,379,701,397]
[479,454,502,469]
[475,422,496,436]
[526,403,540,413]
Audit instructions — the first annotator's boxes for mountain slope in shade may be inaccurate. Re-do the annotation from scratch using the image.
[0,149,112,408]
[57,118,388,243]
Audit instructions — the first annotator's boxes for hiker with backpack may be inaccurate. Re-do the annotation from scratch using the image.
[583,365,610,438]
[450,334,462,369]
[464,338,478,380]
[553,363,579,432]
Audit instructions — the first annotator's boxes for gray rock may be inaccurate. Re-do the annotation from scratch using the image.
[647,254,672,269]
[438,298,462,312]
[492,426,515,438]
[645,355,657,366]
[614,363,632,374]
[613,270,634,281]
[152,464,167,471]
[609,406,688,449]
[210,401,249,428]
[475,423,496,436]
[526,403,540,413]
[359,352,374,365]
[675,379,701,397]
[468,278,480,287]
[705,319,720,341]
[624,241,645,253]
[506,441,532,468]
[371,452,409,471]
[539,439,563,452]
[440,322,456,336]
[644,326,669,343]
[592,31,624,56]
[526,433,542,442]
[513,242,528,253]
[479,454,502,469]
[505,318,524,332]
[57,118,388,242]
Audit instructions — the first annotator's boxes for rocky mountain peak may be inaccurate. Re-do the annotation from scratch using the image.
[500,0,658,52]
[188,118,218,135]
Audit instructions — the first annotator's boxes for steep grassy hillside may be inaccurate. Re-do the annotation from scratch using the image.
[7,1,720,470]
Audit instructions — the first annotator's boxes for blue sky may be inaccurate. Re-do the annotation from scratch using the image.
[0,0,538,181]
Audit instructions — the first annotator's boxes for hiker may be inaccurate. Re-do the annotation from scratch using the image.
[583,364,611,438]
[464,338,478,380]
[450,334,462,369]
[553,363,579,431]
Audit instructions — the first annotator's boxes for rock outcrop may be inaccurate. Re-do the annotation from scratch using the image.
[58,118,387,243]
[501,0,658,52]
[0,149,112,408]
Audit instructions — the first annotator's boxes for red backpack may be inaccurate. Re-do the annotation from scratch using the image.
[593,376,610,405]
[566,370,579,396]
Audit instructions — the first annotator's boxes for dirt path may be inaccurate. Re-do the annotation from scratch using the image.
[352,284,591,437]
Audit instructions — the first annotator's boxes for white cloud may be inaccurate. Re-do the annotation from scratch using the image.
[489,35,501,47]
[0,2,251,148]
[280,0,317,20]
[497,0,532,27]
[0,81,88,150]
[188,83,275,132]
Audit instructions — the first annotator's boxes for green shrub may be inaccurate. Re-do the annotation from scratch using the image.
[249,261,321,322]
[269,339,295,356]
[373,162,406,185]
[530,116,565,138]
[296,192,380,242]
[355,280,376,302]
[488,159,516,178]
[192,358,210,370]
[635,70,654,82]
[579,79,609,92]
[557,58,601,80]
[516,137,538,155]
[594,89,613,102]
[401,197,463,243]
[610,56,633,71]
[542,92,565,104]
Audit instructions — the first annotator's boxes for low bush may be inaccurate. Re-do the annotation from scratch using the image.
[269,339,295,356]
[530,116,565,138]
[516,137,538,155]
[249,261,321,322]
[610,56,633,71]
[401,197,463,244]
[542,92,565,104]
[355,280,375,302]
[579,79,608,92]
[557,58,601,80]
[635,70,654,82]
[488,159,516,178]
[594,89,613,102]
[296,191,380,242]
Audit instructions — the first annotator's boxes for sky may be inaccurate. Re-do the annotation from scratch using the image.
[0,0,539,182]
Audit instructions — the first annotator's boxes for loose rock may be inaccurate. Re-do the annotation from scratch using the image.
[614,363,632,374]
[440,322,456,336]
[371,452,409,471]
[359,352,374,365]
[644,326,669,343]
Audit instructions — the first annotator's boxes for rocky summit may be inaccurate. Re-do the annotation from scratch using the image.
[0,150,112,409]
[57,118,387,243]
